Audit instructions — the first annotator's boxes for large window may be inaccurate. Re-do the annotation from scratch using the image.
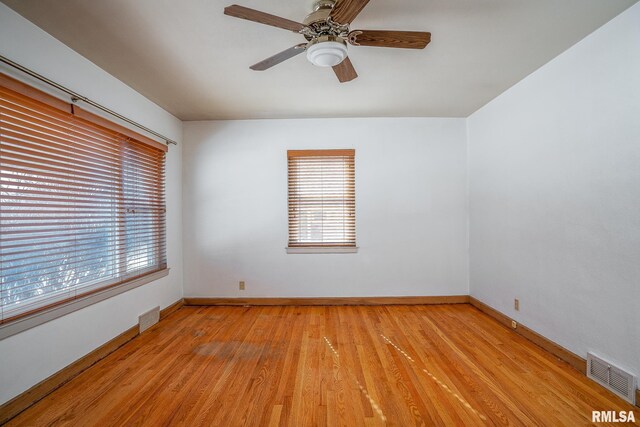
[0,74,167,323]
[287,149,355,250]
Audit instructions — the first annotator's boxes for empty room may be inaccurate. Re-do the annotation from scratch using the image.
[0,0,638,425]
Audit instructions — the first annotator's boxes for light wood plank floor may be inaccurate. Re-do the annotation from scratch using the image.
[7,305,639,426]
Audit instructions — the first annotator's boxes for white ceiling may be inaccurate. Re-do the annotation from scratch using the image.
[2,0,636,120]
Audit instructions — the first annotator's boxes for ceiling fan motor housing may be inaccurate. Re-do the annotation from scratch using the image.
[302,0,345,39]
[312,0,336,12]
[304,1,332,23]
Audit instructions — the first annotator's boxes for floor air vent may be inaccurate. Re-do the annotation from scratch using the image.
[139,306,160,333]
[587,352,636,404]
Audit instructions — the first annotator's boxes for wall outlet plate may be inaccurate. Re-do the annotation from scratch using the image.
[239,281,245,290]
[514,298,520,311]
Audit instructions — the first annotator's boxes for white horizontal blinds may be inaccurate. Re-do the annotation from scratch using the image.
[288,149,355,247]
[0,76,167,323]
[121,140,166,275]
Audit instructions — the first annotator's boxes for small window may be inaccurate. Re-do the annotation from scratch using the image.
[287,149,356,252]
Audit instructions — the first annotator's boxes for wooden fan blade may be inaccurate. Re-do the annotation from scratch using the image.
[224,4,306,32]
[348,30,431,49]
[329,0,370,24]
[250,44,307,71]
[332,57,358,83]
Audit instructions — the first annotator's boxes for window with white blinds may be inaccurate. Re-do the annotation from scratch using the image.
[0,73,167,323]
[287,149,355,248]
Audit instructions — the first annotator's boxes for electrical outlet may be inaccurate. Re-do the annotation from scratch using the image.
[511,320,517,329]
[514,298,520,311]
[239,281,245,290]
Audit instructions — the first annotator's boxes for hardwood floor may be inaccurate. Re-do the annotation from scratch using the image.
[6,305,638,426]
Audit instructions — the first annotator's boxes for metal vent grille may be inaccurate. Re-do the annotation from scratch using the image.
[587,353,636,404]
[139,306,160,333]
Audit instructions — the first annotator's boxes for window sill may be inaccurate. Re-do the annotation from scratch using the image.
[286,247,359,254]
[0,268,170,340]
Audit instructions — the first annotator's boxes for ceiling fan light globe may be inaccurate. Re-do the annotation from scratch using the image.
[306,41,348,67]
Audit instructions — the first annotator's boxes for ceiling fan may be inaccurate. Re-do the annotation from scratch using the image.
[224,0,431,82]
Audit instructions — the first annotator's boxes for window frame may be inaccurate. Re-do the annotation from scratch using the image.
[286,149,357,254]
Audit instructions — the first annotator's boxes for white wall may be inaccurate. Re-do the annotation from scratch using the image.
[468,3,640,377]
[0,3,183,404]
[183,118,468,298]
